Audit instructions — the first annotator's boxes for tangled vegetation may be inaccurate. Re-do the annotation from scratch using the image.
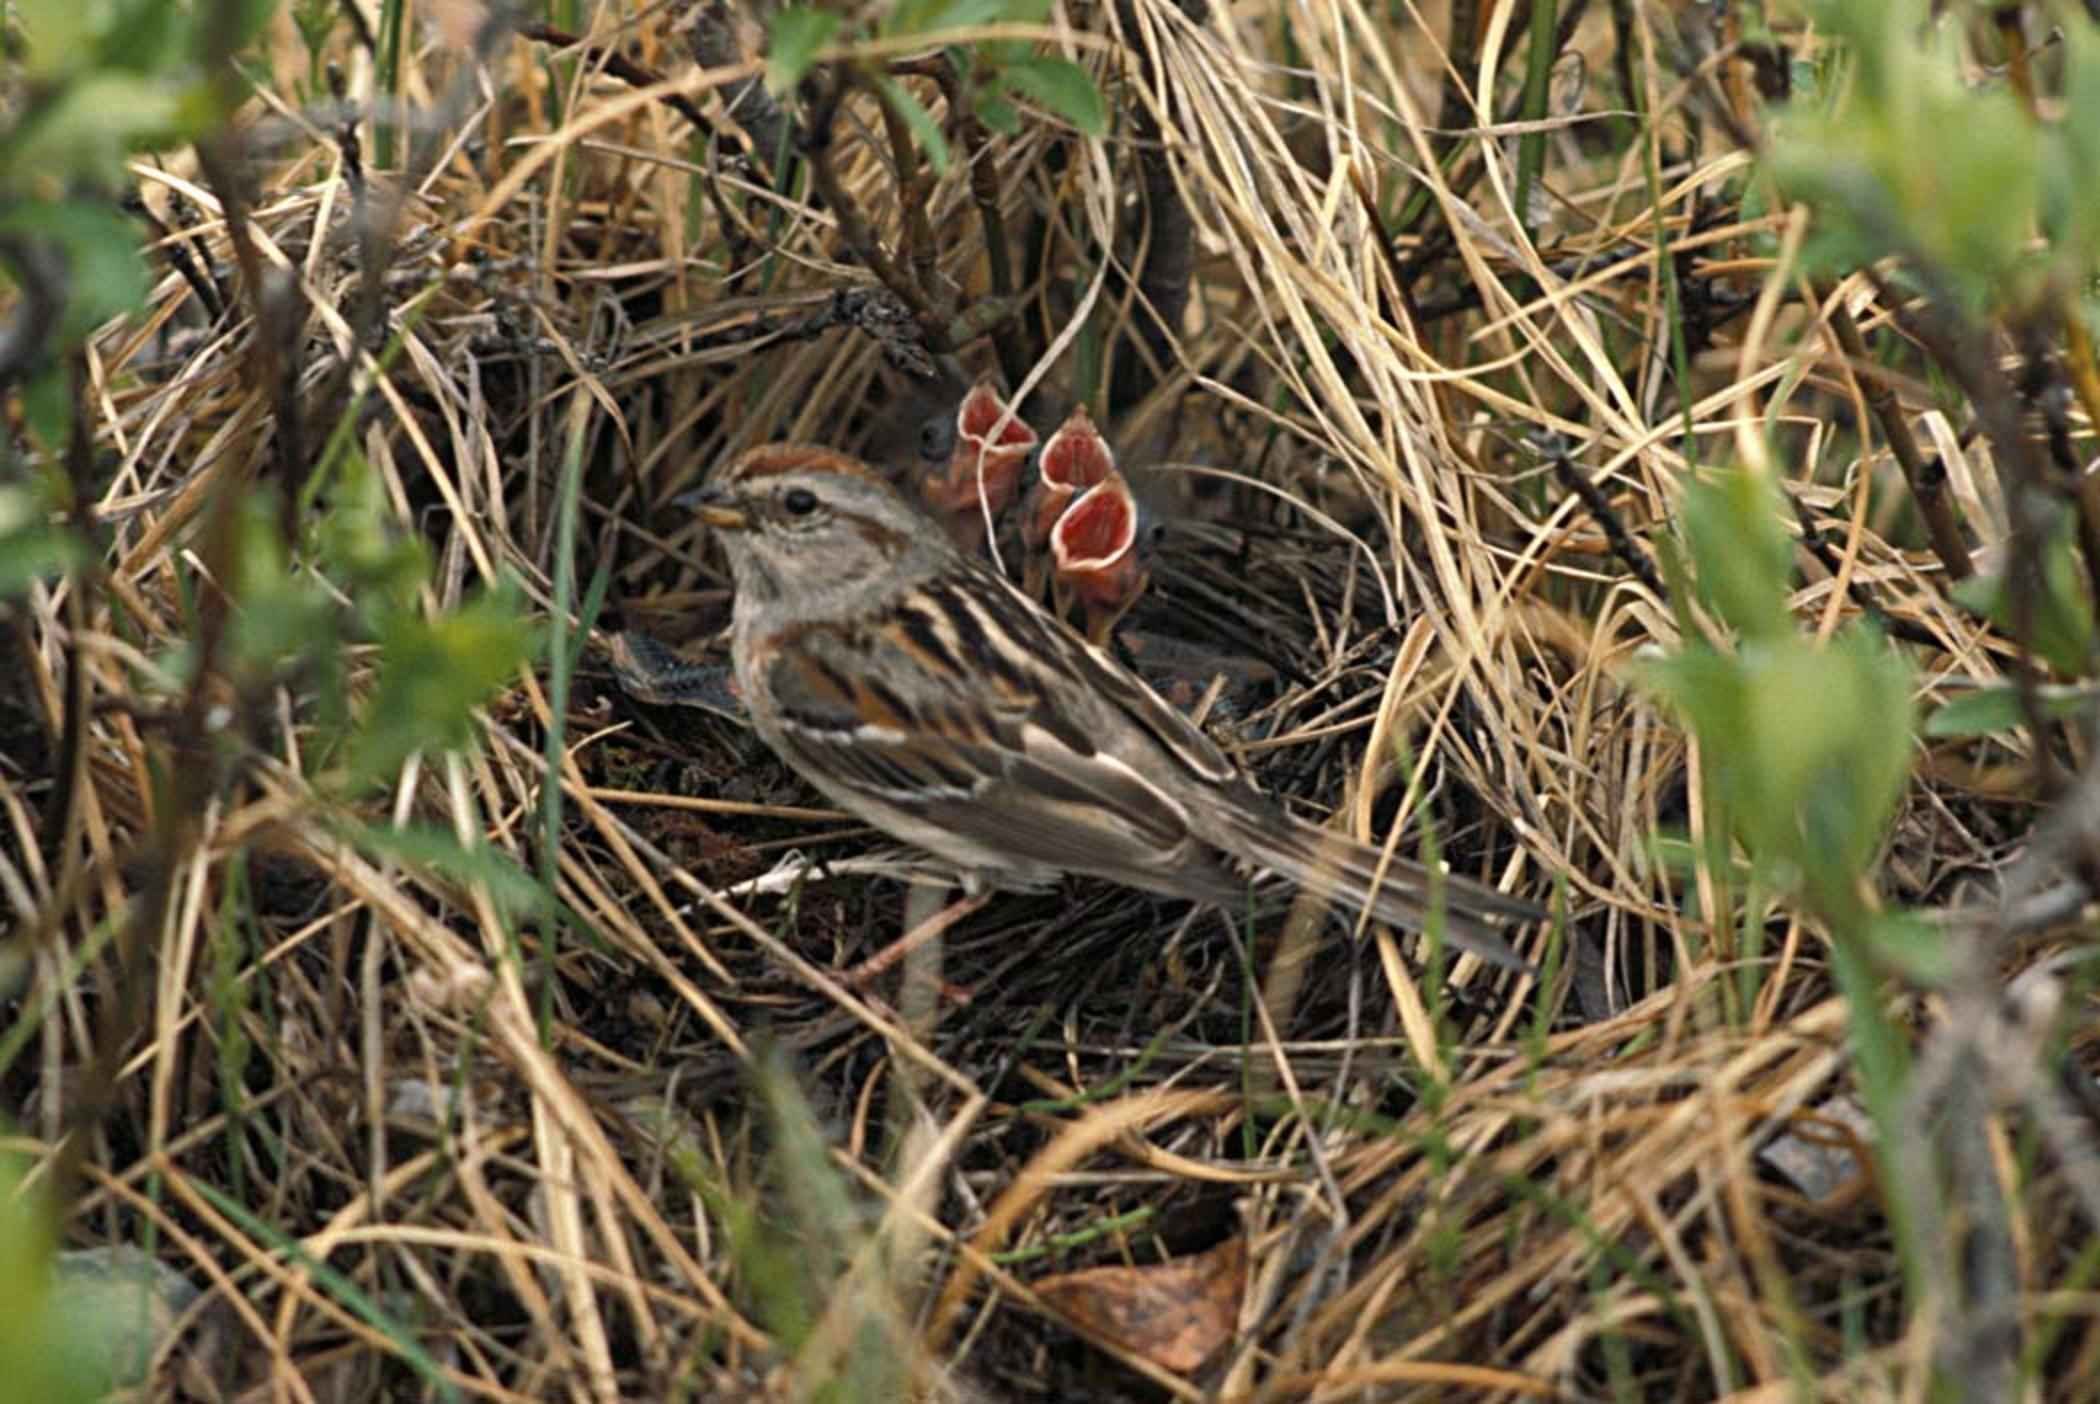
[6,0,2100,1398]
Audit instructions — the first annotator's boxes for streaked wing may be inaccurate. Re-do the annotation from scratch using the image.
[755,571,1238,888]
[969,566,1244,788]
[953,567,1543,953]
[753,558,1537,960]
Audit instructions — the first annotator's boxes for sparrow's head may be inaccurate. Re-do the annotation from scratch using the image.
[688,445,951,607]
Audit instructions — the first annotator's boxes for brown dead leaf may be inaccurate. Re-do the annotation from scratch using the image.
[1033,1236,1246,1374]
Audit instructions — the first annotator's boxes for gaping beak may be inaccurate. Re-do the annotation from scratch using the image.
[1050,472,1150,645]
[674,485,748,531]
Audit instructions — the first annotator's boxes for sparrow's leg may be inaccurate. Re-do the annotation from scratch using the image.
[843,881,988,1000]
[1080,564,1150,647]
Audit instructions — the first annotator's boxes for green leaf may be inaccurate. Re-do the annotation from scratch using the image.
[2047,25,2100,263]
[15,367,74,450]
[997,55,1104,136]
[96,0,191,75]
[1638,623,1913,915]
[0,1151,105,1404]
[1923,683,2098,739]
[347,589,540,786]
[0,201,152,343]
[1948,506,2095,676]
[310,449,429,613]
[1647,833,1705,879]
[1857,910,1952,985]
[346,820,554,919]
[883,0,1035,36]
[873,75,950,175]
[15,0,96,77]
[5,75,189,190]
[231,580,336,680]
[1800,626,1914,889]
[228,0,283,58]
[49,1247,198,1393]
[1771,2,2039,310]
[1922,685,2024,741]
[766,7,839,95]
[919,0,1019,34]
[227,491,334,684]
[973,93,1020,134]
[884,0,933,36]
[911,0,1050,30]
[0,525,84,597]
[1680,469,1792,644]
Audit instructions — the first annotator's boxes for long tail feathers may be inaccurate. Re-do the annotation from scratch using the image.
[1218,808,1542,973]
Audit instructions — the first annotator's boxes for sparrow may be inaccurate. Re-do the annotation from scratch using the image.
[686,445,1539,969]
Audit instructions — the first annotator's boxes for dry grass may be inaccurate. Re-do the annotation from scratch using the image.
[8,0,2100,1399]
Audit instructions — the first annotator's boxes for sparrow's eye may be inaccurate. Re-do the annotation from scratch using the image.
[781,487,819,517]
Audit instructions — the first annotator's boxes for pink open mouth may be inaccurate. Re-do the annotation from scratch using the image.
[958,382,1038,461]
[1026,406,1116,549]
[1052,475,1147,613]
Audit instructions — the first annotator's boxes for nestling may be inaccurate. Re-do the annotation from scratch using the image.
[911,379,1039,554]
[1021,403,1117,598]
[1050,470,1152,646]
[688,444,1540,970]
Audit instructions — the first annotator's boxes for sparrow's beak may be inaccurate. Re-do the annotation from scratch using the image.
[675,485,749,531]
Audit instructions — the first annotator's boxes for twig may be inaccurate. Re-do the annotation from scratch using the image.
[645,286,939,375]
[1787,490,1945,651]
[876,85,943,317]
[0,236,65,392]
[520,20,719,142]
[42,354,96,848]
[2023,337,2100,633]
[46,0,313,1211]
[260,269,310,540]
[688,2,796,187]
[1436,0,1481,144]
[326,63,386,363]
[914,55,1029,389]
[1539,435,1668,601]
[800,68,951,352]
[192,127,305,532]
[699,132,766,295]
[333,0,376,55]
[1351,167,1425,336]
[2058,305,2100,451]
[1864,262,2062,789]
[1822,289,1972,582]
[123,190,226,325]
[1995,5,2038,117]
[193,50,313,539]
[1938,1031,2018,1400]
[926,61,1012,311]
[1607,0,1640,142]
[1107,0,1199,414]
